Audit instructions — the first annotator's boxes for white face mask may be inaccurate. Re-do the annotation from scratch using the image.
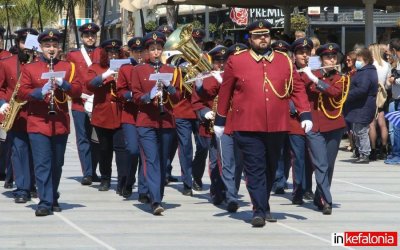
[355,60,364,70]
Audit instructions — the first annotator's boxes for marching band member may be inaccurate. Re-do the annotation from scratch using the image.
[18,29,82,216]
[214,20,312,227]
[0,28,39,203]
[288,38,314,205]
[301,43,350,215]
[86,39,130,194]
[66,22,101,185]
[131,31,181,215]
[116,36,149,201]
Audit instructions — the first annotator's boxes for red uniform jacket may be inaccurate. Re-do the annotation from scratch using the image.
[173,81,197,120]
[0,50,12,60]
[215,49,311,132]
[86,63,122,129]
[0,55,30,132]
[306,69,349,133]
[66,47,101,112]
[191,73,233,137]
[18,57,82,136]
[288,71,313,135]
[131,63,180,129]
[116,63,138,125]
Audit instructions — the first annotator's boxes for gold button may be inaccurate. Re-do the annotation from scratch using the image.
[265,89,268,92]
[266,98,269,101]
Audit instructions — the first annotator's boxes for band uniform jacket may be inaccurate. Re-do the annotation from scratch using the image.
[288,71,313,135]
[18,57,82,136]
[0,55,32,132]
[131,63,180,129]
[86,63,122,130]
[0,49,12,60]
[191,73,233,137]
[116,63,138,125]
[173,80,197,120]
[66,47,101,112]
[306,69,349,133]
[215,50,311,132]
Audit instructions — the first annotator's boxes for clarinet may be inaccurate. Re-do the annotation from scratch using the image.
[154,58,165,115]
[48,54,57,115]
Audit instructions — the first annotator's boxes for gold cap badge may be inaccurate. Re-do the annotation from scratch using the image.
[152,33,157,40]
[49,31,53,37]
[136,39,141,45]
[112,41,116,47]
[259,22,263,28]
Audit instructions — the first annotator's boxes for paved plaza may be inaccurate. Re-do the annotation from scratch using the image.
[0,127,399,249]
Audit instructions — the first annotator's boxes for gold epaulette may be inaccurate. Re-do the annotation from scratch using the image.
[234,49,247,55]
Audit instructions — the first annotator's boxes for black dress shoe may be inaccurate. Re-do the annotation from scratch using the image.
[322,203,332,215]
[313,199,324,211]
[227,201,239,213]
[303,191,314,200]
[81,176,93,185]
[251,216,266,227]
[152,203,164,215]
[92,175,101,183]
[138,193,150,204]
[52,201,62,212]
[265,213,277,223]
[292,197,304,205]
[122,187,133,198]
[14,195,29,204]
[182,184,193,196]
[192,180,203,191]
[3,182,13,189]
[35,207,52,216]
[274,187,285,195]
[168,176,179,182]
[212,193,224,205]
[98,180,110,191]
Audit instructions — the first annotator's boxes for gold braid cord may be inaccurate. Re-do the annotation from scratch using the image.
[263,51,293,99]
[54,62,76,107]
[318,75,350,119]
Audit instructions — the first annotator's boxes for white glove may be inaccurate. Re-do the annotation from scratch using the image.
[101,68,116,80]
[204,111,215,120]
[213,125,225,138]
[150,86,159,99]
[210,71,222,84]
[0,103,10,115]
[161,80,170,87]
[302,67,319,84]
[41,81,52,96]
[195,78,203,88]
[301,120,313,134]
[395,78,400,85]
[55,77,63,86]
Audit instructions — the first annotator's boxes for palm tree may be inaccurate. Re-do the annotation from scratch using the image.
[42,0,86,50]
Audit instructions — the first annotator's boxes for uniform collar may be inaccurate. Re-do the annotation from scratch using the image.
[149,60,162,68]
[40,54,59,65]
[84,45,96,52]
[249,48,274,62]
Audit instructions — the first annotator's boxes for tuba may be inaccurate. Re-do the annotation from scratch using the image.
[164,24,213,94]
[0,78,27,132]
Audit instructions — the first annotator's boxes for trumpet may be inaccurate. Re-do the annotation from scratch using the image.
[154,58,165,115]
[48,54,57,115]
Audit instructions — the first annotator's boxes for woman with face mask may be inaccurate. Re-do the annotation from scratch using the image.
[345,48,378,164]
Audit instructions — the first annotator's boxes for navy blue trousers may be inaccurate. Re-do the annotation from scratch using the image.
[289,134,308,199]
[192,132,209,184]
[72,110,99,177]
[122,123,147,194]
[216,134,241,203]
[273,135,291,191]
[234,131,285,218]
[306,129,344,205]
[0,136,13,183]
[29,133,68,209]
[138,127,174,204]
[9,131,34,197]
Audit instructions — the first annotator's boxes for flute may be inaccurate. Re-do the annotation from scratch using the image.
[297,64,341,73]
[185,70,225,84]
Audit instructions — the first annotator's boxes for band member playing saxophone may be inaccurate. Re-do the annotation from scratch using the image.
[0,28,39,203]
[18,29,82,216]
[66,23,101,186]
[131,31,181,215]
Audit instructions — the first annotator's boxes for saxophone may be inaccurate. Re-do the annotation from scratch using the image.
[208,95,218,134]
[1,78,27,132]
